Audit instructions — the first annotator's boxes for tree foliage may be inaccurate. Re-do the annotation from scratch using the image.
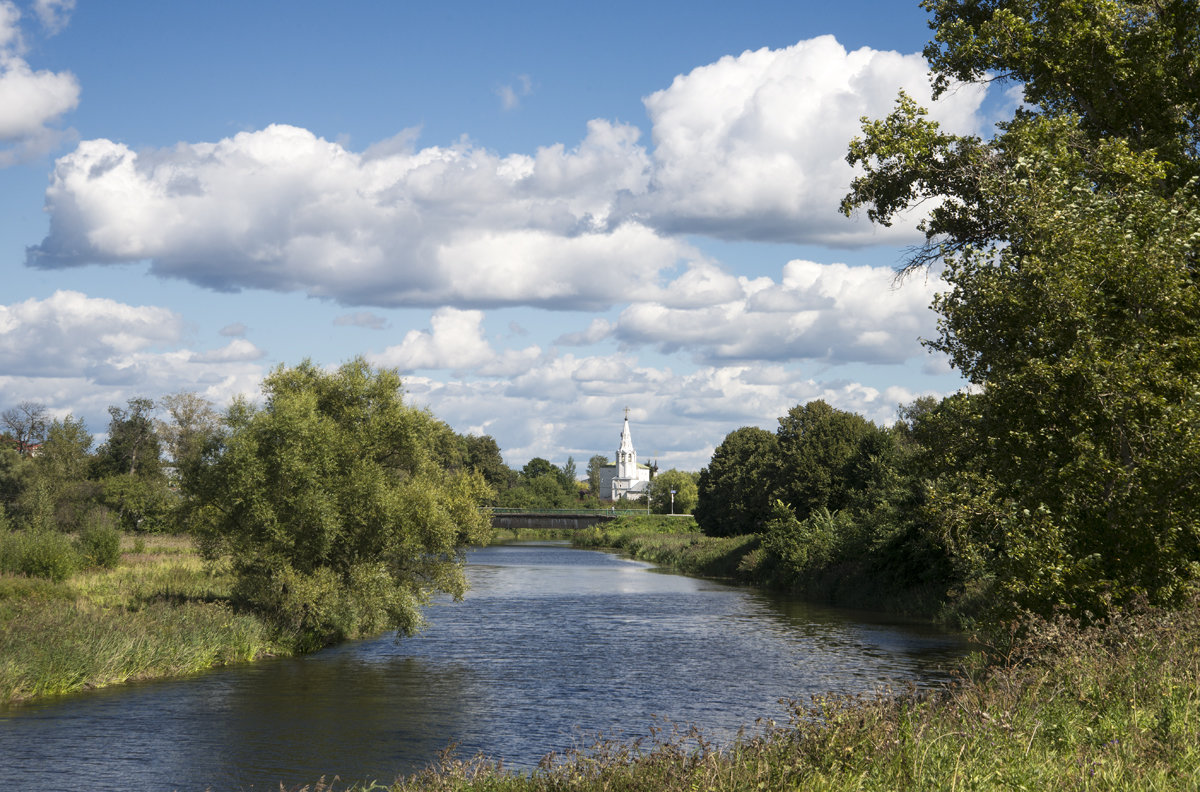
[773,400,882,520]
[649,469,699,515]
[586,455,609,497]
[843,0,1200,616]
[694,427,779,536]
[187,359,493,650]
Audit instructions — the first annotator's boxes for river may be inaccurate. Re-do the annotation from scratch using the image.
[0,541,968,791]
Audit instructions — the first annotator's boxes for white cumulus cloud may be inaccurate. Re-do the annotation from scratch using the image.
[27,122,680,309]
[616,259,944,366]
[0,291,267,435]
[25,35,995,304]
[635,35,988,244]
[0,1,79,165]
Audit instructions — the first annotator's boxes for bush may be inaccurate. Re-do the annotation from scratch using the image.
[76,510,122,569]
[0,530,80,582]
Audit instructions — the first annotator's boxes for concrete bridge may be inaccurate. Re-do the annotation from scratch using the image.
[489,508,647,531]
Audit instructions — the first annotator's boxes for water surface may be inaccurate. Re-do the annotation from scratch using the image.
[0,541,966,791]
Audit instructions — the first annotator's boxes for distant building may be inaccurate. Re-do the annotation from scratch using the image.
[597,409,652,501]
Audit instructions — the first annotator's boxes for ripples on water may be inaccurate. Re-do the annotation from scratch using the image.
[0,541,967,791]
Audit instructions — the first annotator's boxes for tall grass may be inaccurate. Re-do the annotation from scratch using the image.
[0,535,283,705]
[0,597,273,703]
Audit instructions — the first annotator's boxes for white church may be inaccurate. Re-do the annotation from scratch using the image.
[597,409,652,501]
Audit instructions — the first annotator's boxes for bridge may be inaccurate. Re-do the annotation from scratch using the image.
[489,507,647,531]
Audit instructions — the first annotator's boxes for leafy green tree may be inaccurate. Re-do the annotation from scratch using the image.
[843,0,1200,616]
[95,398,172,531]
[156,391,222,486]
[648,469,698,515]
[773,400,882,521]
[695,427,779,536]
[187,359,492,650]
[95,398,163,479]
[28,416,100,532]
[586,455,609,497]
[0,445,32,521]
[561,456,578,488]
[464,434,512,493]
[521,458,556,480]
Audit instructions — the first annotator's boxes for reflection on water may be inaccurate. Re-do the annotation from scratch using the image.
[0,541,968,791]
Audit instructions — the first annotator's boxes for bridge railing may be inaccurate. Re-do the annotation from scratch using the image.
[487,507,650,517]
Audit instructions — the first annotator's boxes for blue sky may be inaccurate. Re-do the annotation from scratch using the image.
[0,0,1002,471]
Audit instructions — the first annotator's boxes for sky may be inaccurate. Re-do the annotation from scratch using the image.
[0,0,1010,472]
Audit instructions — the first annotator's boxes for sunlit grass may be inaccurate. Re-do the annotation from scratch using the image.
[0,534,284,705]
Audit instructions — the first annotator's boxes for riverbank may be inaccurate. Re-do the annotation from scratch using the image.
[0,534,283,705]
[571,515,947,619]
[362,596,1200,790]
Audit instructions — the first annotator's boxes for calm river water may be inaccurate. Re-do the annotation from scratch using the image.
[0,541,967,791]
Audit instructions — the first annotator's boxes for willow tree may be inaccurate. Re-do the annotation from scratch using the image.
[842,0,1200,615]
[188,359,493,650]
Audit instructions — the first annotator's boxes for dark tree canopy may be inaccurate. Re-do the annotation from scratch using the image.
[695,426,779,537]
[773,400,881,520]
[95,398,162,479]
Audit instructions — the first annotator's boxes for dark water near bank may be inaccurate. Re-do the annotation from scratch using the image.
[0,542,967,791]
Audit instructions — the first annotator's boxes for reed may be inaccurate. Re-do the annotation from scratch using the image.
[0,535,282,705]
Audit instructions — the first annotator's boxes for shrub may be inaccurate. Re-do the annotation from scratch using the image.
[0,530,80,581]
[77,509,122,569]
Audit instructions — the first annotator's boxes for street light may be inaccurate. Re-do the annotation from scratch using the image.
[670,489,676,515]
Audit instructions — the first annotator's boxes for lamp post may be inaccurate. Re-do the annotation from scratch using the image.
[670,489,676,515]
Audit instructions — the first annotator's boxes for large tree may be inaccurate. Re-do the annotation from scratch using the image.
[694,427,779,536]
[842,0,1200,615]
[156,391,222,485]
[188,359,492,650]
[773,400,882,521]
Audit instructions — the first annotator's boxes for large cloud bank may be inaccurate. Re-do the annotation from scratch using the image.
[27,37,986,309]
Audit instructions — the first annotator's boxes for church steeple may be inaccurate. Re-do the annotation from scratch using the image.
[617,407,636,479]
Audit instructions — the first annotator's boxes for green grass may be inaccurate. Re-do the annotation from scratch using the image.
[0,534,283,705]
[573,515,765,580]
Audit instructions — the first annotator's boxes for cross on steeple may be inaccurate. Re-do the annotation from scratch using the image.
[624,405,630,420]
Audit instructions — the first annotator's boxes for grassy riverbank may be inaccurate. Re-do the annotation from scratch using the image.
[337,597,1199,791]
[0,534,282,705]
[573,515,761,579]
[572,515,945,619]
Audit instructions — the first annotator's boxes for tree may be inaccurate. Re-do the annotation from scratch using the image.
[1,401,48,456]
[187,359,493,650]
[156,391,222,485]
[95,398,171,531]
[694,427,779,536]
[773,400,881,521]
[561,456,578,488]
[842,0,1200,616]
[649,469,698,515]
[521,458,556,480]
[95,398,162,479]
[27,416,100,531]
[586,455,609,497]
[464,434,512,493]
